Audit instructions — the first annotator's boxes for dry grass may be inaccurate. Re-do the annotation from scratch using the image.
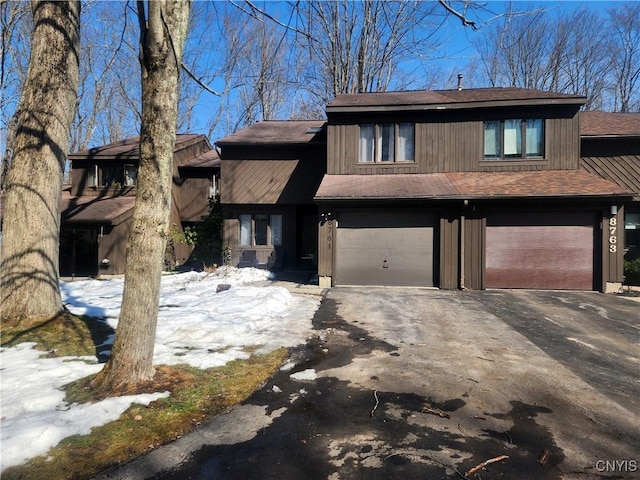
[0,311,113,359]
[1,314,289,480]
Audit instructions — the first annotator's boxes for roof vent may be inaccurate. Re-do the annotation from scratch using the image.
[457,74,463,91]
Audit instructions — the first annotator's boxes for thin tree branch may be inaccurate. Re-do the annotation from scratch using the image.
[228,0,310,39]
[181,61,221,96]
[438,0,477,30]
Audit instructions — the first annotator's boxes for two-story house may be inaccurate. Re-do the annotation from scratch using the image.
[61,133,220,277]
[218,88,634,292]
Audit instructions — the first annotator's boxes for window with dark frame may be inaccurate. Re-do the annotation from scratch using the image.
[359,123,415,163]
[239,214,283,247]
[87,164,138,187]
[483,119,544,160]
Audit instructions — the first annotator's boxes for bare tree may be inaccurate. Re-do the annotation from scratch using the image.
[0,0,80,324]
[608,4,640,112]
[92,0,191,390]
[297,0,442,106]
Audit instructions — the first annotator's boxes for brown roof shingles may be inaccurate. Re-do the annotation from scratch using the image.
[178,148,221,169]
[327,87,586,111]
[61,192,135,224]
[68,134,208,160]
[216,121,326,145]
[580,111,640,137]
[315,171,632,201]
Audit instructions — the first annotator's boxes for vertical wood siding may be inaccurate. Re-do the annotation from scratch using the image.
[439,211,459,289]
[317,214,334,277]
[462,213,485,290]
[327,110,580,175]
[603,204,625,286]
[179,177,211,221]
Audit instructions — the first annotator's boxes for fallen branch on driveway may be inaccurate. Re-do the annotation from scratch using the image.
[421,405,450,419]
[465,454,509,477]
[370,390,379,417]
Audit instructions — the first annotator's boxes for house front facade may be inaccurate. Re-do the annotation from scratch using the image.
[62,134,220,277]
[219,88,633,292]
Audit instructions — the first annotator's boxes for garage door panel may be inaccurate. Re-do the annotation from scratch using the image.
[335,212,435,287]
[486,213,595,290]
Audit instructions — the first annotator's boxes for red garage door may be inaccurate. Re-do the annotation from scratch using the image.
[486,212,595,290]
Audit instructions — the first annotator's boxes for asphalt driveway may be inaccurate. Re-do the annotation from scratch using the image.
[95,288,640,480]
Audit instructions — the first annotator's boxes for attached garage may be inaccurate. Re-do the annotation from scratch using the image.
[485,212,596,290]
[335,210,436,286]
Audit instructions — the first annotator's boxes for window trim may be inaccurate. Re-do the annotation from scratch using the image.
[358,123,415,164]
[483,118,545,161]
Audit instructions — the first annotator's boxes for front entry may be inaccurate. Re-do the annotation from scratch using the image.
[59,228,99,277]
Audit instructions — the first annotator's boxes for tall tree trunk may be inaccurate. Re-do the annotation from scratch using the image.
[0,1,80,325]
[93,0,191,390]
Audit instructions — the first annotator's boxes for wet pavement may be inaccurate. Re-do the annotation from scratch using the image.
[94,288,640,480]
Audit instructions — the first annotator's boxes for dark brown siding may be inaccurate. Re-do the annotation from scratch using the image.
[462,213,485,290]
[179,177,211,221]
[318,213,335,278]
[580,137,640,201]
[327,107,581,175]
[439,211,459,289]
[602,204,625,286]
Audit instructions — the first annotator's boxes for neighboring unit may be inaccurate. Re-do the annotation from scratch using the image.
[61,134,220,277]
[580,111,640,261]
[219,88,635,292]
[216,121,326,271]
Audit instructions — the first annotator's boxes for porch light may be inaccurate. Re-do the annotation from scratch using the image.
[610,205,618,216]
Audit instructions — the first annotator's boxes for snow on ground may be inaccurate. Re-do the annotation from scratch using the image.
[0,268,321,471]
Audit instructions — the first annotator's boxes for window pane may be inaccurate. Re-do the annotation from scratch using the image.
[484,121,500,157]
[379,124,394,161]
[254,214,268,245]
[100,166,114,186]
[124,165,137,186]
[270,215,282,246]
[359,125,375,162]
[87,165,97,186]
[503,119,521,157]
[397,123,414,161]
[525,119,543,157]
[239,215,251,245]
